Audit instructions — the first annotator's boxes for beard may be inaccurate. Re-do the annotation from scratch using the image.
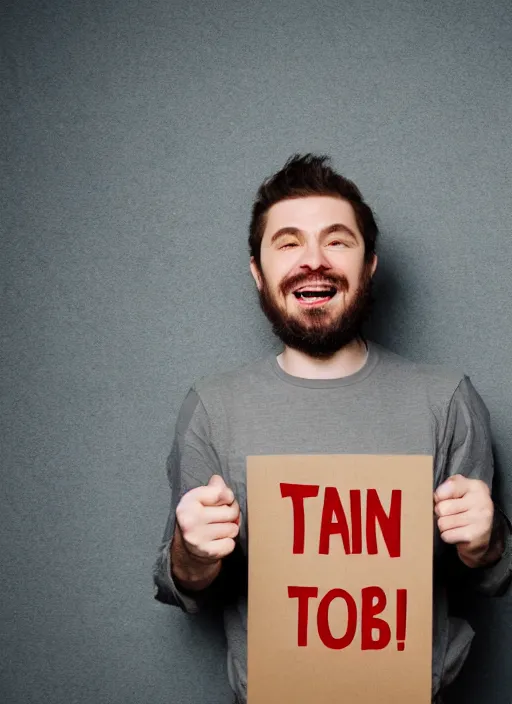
[256,263,374,359]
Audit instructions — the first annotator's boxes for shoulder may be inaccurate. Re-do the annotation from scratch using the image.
[371,342,467,405]
[189,353,274,404]
[373,344,493,452]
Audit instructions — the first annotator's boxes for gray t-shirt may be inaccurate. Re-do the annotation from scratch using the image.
[153,341,512,702]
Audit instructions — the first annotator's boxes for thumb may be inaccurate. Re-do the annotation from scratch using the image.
[208,474,235,506]
[434,474,469,502]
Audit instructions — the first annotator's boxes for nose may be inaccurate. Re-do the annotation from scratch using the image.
[297,241,331,271]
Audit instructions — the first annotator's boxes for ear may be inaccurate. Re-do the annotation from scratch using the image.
[250,257,263,291]
[370,253,378,277]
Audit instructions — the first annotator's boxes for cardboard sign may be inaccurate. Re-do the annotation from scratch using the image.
[246,454,433,704]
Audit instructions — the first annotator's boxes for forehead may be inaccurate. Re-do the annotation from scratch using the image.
[263,195,361,240]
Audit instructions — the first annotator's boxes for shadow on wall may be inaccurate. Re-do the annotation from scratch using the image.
[367,256,512,704]
[365,253,407,352]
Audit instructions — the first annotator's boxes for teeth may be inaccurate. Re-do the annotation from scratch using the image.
[294,293,334,304]
[294,290,335,299]
[294,284,337,294]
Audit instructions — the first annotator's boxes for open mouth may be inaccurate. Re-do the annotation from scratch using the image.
[292,285,338,306]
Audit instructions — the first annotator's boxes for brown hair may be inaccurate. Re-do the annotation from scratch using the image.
[249,153,379,269]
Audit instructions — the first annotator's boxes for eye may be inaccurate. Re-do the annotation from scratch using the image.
[280,241,299,249]
[327,240,348,248]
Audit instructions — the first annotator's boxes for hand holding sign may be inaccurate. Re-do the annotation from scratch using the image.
[434,474,493,568]
[175,474,240,562]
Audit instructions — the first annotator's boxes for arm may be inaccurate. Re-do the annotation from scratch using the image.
[434,375,512,596]
[153,387,244,613]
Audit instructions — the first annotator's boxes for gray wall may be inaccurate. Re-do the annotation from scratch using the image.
[1,1,511,702]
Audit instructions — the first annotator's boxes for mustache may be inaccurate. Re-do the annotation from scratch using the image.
[280,271,350,296]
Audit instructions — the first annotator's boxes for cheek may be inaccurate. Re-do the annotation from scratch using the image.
[260,261,288,293]
[341,257,366,287]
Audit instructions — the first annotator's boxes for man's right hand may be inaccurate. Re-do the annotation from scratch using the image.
[170,475,240,590]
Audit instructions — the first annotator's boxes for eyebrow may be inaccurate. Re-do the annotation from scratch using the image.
[270,223,359,245]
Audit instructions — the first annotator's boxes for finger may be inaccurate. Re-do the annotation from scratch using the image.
[204,537,237,559]
[207,474,236,506]
[434,475,470,502]
[437,512,470,534]
[208,474,226,489]
[187,535,237,562]
[202,502,240,525]
[204,521,240,542]
[434,496,471,518]
[188,483,235,508]
[439,525,480,545]
[181,520,239,551]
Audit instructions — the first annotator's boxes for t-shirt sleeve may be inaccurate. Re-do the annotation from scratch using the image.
[438,375,512,596]
[152,387,243,612]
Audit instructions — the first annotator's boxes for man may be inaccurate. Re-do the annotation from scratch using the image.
[153,154,512,703]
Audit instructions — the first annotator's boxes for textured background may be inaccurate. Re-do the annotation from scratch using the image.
[1,0,511,702]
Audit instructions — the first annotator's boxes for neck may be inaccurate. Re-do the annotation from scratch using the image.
[277,337,369,380]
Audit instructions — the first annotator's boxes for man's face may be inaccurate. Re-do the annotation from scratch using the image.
[250,195,377,358]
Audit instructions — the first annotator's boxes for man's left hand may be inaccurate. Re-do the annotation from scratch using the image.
[434,474,495,568]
